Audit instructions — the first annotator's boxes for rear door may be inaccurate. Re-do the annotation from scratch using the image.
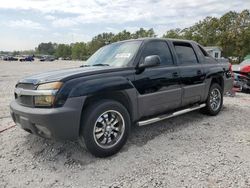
[133,40,182,118]
[172,42,205,106]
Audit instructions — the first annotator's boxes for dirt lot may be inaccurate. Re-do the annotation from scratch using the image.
[1,61,250,188]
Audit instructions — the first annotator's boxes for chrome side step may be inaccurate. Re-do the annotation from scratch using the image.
[138,104,206,126]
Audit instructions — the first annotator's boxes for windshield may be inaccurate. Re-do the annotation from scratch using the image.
[240,60,250,66]
[85,41,141,67]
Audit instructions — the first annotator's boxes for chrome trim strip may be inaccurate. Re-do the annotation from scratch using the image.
[138,104,206,126]
[15,88,58,96]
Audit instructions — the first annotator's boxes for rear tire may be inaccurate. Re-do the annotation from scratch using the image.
[79,100,131,157]
[201,83,223,116]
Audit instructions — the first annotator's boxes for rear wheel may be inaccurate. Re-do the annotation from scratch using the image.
[79,100,131,157]
[201,83,223,116]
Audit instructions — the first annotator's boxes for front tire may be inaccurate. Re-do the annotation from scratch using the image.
[202,83,223,116]
[79,100,131,157]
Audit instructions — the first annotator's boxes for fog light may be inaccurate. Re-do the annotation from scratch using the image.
[35,124,51,138]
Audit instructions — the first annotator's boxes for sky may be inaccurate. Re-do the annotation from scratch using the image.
[0,0,249,51]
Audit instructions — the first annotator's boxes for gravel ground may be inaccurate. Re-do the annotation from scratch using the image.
[0,60,83,124]
[1,61,250,188]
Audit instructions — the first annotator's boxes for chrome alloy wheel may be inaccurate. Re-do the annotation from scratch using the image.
[93,110,125,149]
[209,88,221,111]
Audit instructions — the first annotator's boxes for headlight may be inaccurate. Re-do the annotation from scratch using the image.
[37,82,63,90]
[34,95,55,107]
[35,82,63,107]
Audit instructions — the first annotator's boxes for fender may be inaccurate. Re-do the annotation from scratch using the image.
[202,64,226,101]
[56,76,139,121]
[68,76,134,97]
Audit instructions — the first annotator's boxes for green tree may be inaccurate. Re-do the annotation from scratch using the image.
[37,42,57,55]
[55,44,71,58]
[71,42,88,60]
[12,51,20,56]
[233,10,250,62]
[111,30,132,42]
[218,10,250,61]
[87,32,115,55]
[132,28,156,38]
[163,28,183,39]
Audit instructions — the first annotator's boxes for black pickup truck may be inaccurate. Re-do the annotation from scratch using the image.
[10,38,233,157]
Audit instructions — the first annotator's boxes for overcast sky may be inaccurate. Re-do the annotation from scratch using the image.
[0,0,249,51]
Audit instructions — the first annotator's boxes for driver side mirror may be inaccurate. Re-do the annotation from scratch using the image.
[139,55,161,69]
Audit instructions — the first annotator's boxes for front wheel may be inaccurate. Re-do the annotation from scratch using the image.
[201,83,223,116]
[79,100,131,157]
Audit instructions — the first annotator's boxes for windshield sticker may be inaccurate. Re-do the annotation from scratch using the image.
[115,53,131,59]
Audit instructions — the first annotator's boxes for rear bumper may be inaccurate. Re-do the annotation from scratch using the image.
[10,96,86,140]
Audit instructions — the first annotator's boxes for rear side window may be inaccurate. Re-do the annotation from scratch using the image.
[174,43,198,64]
[198,45,209,57]
[141,41,173,65]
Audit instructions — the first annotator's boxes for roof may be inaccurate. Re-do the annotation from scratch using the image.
[112,37,197,44]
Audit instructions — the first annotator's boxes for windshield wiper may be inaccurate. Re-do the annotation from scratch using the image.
[92,63,110,66]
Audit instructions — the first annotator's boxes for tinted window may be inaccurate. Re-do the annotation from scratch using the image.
[174,43,198,64]
[198,45,209,57]
[141,41,173,65]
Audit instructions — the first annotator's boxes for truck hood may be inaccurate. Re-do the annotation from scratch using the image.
[18,66,116,85]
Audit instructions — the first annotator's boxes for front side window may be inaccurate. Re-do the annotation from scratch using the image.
[85,41,142,67]
[174,43,198,64]
[141,41,173,65]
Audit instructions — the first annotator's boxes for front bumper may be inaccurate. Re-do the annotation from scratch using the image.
[10,96,86,140]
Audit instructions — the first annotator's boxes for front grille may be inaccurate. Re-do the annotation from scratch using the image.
[15,83,35,107]
[16,95,34,107]
[16,83,36,90]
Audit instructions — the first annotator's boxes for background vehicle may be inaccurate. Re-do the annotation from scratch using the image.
[19,56,34,62]
[10,38,233,157]
[232,59,250,92]
[3,56,18,61]
[40,56,56,62]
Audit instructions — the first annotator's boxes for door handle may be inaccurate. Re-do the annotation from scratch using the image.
[172,72,178,78]
[197,70,202,75]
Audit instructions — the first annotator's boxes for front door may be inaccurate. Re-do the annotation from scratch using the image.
[133,40,182,118]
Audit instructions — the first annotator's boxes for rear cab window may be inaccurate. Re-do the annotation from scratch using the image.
[198,45,209,57]
[173,42,199,65]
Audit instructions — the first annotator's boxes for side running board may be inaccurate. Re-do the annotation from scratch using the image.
[138,104,206,126]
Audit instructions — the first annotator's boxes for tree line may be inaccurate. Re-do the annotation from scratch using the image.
[15,10,250,62]
[35,28,156,60]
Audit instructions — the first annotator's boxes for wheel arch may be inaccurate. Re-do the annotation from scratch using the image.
[211,75,224,91]
[79,89,138,134]
[203,73,224,101]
